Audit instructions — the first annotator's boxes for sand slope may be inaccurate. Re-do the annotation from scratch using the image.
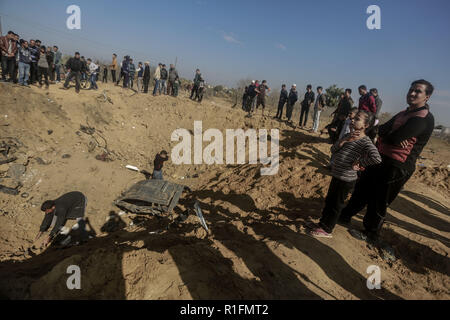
[0,82,448,299]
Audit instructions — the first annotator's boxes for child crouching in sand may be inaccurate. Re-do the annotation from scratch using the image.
[308,110,381,238]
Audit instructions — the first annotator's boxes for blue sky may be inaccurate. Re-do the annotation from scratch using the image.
[1,0,449,125]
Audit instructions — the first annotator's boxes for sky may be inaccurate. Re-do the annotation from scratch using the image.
[1,0,449,125]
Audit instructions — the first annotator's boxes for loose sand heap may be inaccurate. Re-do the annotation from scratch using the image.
[0,82,448,299]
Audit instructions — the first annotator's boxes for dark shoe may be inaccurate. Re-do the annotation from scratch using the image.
[337,216,351,227]
[349,228,380,245]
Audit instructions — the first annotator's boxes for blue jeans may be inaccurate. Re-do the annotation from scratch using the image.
[312,109,322,132]
[55,65,61,81]
[152,169,163,180]
[90,73,98,89]
[153,79,160,95]
[18,62,30,85]
[160,79,167,94]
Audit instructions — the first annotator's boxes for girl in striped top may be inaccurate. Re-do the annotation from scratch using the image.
[308,110,381,238]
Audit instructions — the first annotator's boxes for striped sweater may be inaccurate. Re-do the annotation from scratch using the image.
[330,135,381,182]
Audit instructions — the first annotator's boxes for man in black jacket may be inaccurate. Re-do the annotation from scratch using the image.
[275,84,288,119]
[143,61,151,93]
[36,191,89,247]
[63,52,84,93]
[340,80,435,243]
[168,64,179,96]
[190,69,201,99]
[299,84,315,128]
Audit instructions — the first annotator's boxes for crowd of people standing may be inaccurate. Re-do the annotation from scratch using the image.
[1,31,63,88]
[242,77,435,244]
[1,30,207,98]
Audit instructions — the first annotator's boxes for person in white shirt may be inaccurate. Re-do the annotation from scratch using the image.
[87,58,98,90]
[312,86,326,133]
[136,62,143,93]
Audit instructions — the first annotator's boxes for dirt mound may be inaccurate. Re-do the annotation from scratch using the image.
[412,167,449,196]
[0,82,449,299]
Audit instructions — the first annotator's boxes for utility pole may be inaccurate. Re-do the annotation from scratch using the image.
[175,56,177,68]
[0,16,3,36]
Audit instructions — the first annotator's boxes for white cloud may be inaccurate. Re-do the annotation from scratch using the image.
[275,43,287,51]
[223,33,242,45]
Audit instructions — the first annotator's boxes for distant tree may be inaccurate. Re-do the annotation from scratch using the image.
[213,85,224,93]
[325,85,345,108]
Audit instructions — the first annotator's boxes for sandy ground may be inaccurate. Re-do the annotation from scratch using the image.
[0,82,448,299]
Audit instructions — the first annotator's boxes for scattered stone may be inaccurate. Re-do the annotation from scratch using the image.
[47,130,53,135]
[8,164,26,181]
[62,154,71,159]
[35,157,51,165]
[95,152,112,162]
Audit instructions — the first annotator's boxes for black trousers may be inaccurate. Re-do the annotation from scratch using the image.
[276,100,286,118]
[64,71,81,91]
[38,66,49,86]
[340,162,414,236]
[195,88,204,102]
[30,62,38,83]
[117,71,123,84]
[326,119,343,143]
[286,101,295,121]
[111,69,116,83]
[1,56,15,80]
[168,80,175,96]
[319,177,356,234]
[299,104,310,126]
[190,84,199,99]
[103,70,108,83]
[48,64,54,81]
[143,77,150,93]
[13,61,18,83]
[123,73,129,88]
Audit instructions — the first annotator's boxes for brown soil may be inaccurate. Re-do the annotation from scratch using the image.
[0,82,448,299]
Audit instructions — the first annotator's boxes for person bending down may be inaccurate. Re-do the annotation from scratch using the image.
[35,191,89,247]
[308,110,381,238]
